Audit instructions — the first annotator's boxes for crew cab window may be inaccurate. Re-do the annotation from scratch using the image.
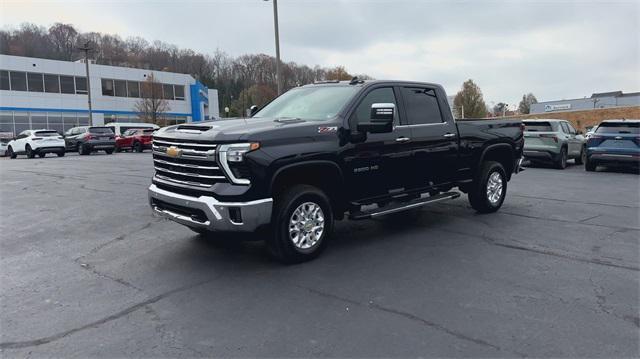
[352,87,398,124]
[401,87,443,125]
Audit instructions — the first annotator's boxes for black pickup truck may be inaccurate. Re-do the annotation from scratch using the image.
[149,80,524,262]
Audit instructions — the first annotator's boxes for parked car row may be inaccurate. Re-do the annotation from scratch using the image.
[523,118,639,172]
[4,122,159,159]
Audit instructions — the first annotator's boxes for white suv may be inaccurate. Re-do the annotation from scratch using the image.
[7,129,66,159]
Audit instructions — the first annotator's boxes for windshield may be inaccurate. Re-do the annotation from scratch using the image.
[34,131,60,137]
[253,86,359,120]
[595,122,639,134]
[523,121,553,132]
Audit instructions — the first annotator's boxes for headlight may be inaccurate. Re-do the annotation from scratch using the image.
[218,143,260,185]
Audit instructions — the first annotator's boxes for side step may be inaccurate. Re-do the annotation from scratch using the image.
[349,191,461,220]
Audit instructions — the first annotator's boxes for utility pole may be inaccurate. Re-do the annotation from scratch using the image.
[265,0,282,95]
[77,41,94,126]
[461,105,464,119]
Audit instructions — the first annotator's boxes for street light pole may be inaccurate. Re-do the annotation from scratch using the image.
[266,0,282,95]
[77,41,94,126]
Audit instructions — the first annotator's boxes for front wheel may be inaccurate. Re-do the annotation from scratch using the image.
[38,153,46,158]
[26,145,35,159]
[105,149,114,154]
[554,147,568,169]
[468,161,507,214]
[7,146,16,159]
[267,184,333,264]
[575,146,586,165]
[133,142,143,153]
[78,144,89,155]
[57,151,65,157]
[585,157,596,172]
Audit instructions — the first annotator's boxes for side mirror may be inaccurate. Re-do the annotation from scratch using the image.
[357,103,394,134]
[249,105,259,117]
[577,130,583,135]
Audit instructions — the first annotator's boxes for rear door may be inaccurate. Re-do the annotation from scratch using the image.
[343,86,413,201]
[399,86,458,187]
[560,122,580,156]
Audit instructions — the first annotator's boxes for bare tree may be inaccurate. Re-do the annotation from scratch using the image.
[48,23,77,60]
[135,74,169,125]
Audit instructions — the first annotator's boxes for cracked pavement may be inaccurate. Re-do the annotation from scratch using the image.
[0,153,638,357]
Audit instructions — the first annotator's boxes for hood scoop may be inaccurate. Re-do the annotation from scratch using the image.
[176,125,213,133]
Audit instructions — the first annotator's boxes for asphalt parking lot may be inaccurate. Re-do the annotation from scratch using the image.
[0,152,638,358]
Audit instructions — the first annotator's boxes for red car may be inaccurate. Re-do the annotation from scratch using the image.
[115,128,155,152]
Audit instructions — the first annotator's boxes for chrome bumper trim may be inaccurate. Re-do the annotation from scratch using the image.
[148,184,273,232]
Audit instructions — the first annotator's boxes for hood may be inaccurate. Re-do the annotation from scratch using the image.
[154,117,332,143]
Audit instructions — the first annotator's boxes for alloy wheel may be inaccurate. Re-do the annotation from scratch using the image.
[288,202,325,250]
[486,171,504,205]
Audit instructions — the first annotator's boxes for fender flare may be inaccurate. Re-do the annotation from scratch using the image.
[269,160,344,195]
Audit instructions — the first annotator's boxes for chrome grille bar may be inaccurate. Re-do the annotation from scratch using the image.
[153,158,219,170]
[154,166,226,179]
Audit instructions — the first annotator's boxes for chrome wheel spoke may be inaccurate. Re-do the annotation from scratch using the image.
[288,201,325,250]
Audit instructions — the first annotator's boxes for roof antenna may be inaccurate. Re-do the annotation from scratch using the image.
[349,76,359,85]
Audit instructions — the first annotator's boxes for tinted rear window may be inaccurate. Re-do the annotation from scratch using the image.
[523,121,553,132]
[35,131,60,137]
[595,122,639,134]
[89,127,114,134]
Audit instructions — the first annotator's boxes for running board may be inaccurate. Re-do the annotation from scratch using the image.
[349,192,461,220]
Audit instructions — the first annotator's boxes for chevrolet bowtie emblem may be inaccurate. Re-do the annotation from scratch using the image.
[166,146,182,158]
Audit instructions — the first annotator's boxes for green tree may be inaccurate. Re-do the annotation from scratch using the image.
[518,93,538,114]
[453,79,487,118]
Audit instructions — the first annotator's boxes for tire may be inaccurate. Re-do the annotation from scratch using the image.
[585,158,596,172]
[105,149,114,154]
[26,145,35,159]
[575,146,586,165]
[114,146,121,153]
[267,184,333,264]
[134,142,143,153]
[57,151,65,157]
[468,161,507,214]
[554,147,568,169]
[38,153,46,158]
[7,146,16,159]
[78,144,88,155]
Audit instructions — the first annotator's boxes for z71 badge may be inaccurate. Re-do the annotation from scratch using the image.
[317,126,337,134]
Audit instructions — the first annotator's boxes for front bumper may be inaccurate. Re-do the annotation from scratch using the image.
[148,184,273,232]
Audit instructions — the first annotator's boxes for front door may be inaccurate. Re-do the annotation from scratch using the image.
[399,86,459,187]
[343,86,413,202]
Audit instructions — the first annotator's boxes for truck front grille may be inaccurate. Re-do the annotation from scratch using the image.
[152,137,227,187]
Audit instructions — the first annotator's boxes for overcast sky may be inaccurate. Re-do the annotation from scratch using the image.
[2,0,639,106]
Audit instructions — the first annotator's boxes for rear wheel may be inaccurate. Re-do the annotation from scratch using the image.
[57,151,65,157]
[468,161,507,213]
[7,146,16,159]
[134,142,143,153]
[267,184,333,263]
[38,153,46,158]
[26,145,35,159]
[114,145,121,153]
[78,144,89,155]
[575,146,586,165]
[105,149,114,154]
[554,147,568,169]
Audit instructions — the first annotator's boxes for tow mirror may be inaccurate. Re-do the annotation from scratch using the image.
[249,105,259,117]
[357,103,394,134]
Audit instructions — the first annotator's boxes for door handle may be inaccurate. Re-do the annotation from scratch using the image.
[443,133,457,138]
[395,137,411,143]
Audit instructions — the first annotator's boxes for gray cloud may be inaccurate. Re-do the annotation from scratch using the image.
[3,0,639,105]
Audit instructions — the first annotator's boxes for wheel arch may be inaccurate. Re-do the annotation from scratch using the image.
[270,160,346,219]
[479,143,515,180]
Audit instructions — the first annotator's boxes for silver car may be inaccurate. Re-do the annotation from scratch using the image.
[523,119,586,169]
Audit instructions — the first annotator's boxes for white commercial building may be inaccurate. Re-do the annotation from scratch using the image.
[0,54,219,135]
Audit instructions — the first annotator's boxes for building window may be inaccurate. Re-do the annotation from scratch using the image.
[47,113,64,134]
[44,74,60,93]
[102,78,114,96]
[13,112,29,134]
[60,76,75,94]
[0,111,13,134]
[78,115,89,126]
[63,113,78,131]
[27,73,44,92]
[31,113,47,129]
[0,71,9,90]
[114,80,127,97]
[127,81,139,98]
[9,71,27,91]
[162,84,174,100]
[174,85,184,100]
[75,77,87,94]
